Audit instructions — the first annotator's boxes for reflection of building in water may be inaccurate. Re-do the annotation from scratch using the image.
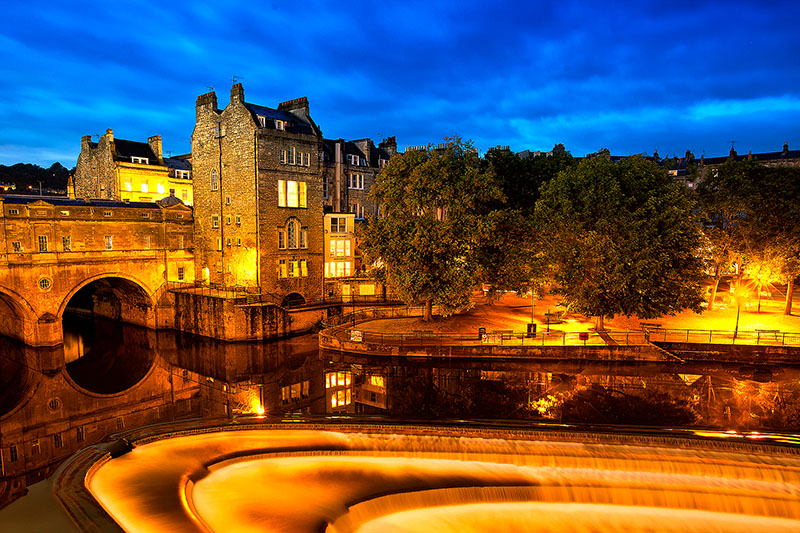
[325,368,388,414]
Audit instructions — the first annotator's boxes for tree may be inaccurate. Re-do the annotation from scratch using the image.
[697,161,800,315]
[361,138,501,321]
[534,156,706,330]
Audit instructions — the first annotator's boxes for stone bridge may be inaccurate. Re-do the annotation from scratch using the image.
[0,196,194,346]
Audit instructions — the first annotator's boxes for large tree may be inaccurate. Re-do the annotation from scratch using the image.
[361,138,501,321]
[534,155,706,330]
[697,160,800,314]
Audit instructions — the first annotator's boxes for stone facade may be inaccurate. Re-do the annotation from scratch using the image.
[322,136,396,217]
[192,84,325,305]
[74,129,193,205]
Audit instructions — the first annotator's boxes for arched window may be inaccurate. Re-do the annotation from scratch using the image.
[287,219,297,248]
[211,169,218,191]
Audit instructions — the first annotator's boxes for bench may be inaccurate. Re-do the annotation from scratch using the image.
[640,322,662,330]
[755,329,779,340]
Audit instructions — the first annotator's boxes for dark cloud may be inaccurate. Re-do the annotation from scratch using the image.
[1,0,798,165]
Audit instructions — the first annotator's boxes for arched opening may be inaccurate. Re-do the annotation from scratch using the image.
[0,335,31,416]
[0,288,36,344]
[281,292,306,308]
[62,276,156,393]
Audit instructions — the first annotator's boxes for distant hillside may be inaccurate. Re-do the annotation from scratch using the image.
[0,163,73,195]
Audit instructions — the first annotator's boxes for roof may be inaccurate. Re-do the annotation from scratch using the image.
[164,157,192,171]
[113,139,161,163]
[244,103,315,135]
[2,195,160,209]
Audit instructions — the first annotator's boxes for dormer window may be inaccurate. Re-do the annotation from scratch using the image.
[132,156,149,164]
[258,115,266,128]
[347,154,358,165]
[275,119,286,130]
[379,158,388,168]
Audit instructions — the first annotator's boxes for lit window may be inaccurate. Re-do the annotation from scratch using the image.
[226,215,231,225]
[104,235,113,250]
[369,375,385,388]
[212,216,219,228]
[132,156,148,164]
[31,440,40,455]
[217,238,222,251]
[326,371,352,388]
[235,215,241,225]
[279,259,287,278]
[278,180,307,208]
[237,238,241,246]
[104,211,112,217]
[258,115,266,127]
[157,183,165,194]
[275,119,285,130]
[330,389,351,408]
[280,150,287,164]
[38,235,48,252]
[62,235,71,251]
[141,182,149,193]
[226,237,231,247]
[211,169,218,191]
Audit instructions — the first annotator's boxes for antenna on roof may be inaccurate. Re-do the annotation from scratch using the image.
[730,140,737,150]
[232,75,242,84]
[92,133,101,141]
[166,150,173,157]
[206,85,215,92]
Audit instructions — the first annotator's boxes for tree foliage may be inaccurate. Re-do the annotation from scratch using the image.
[360,138,501,320]
[534,156,706,326]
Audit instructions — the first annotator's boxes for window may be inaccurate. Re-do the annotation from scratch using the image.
[217,238,222,251]
[54,433,63,449]
[177,266,185,281]
[287,220,297,248]
[323,178,328,199]
[325,261,351,278]
[235,215,241,225]
[379,158,388,168]
[211,169,218,191]
[281,381,309,404]
[38,235,48,252]
[104,235,113,250]
[275,119,286,130]
[132,156,149,164]
[226,215,231,225]
[347,154,358,165]
[124,182,132,191]
[8,208,18,215]
[349,173,364,189]
[141,213,150,219]
[169,188,176,197]
[257,115,266,127]
[142,235,151,249]
[330,389,352,408]
[141,182,149,193]
[181,189,188,201]
[303,152,310,167]
[60,210,69,216]
[277,180,307,208]
[31,440,40,456]
[9,445,18,462]
[76,427,85,443]
[212,216,219,228]
[300,230,307,249]
[62,235,71,252]
[329,239,351,257]
[39,278,51,290]
[116,417,124,430]
[278,230,285,249]
[11,241,22,253]
[351,203,364,218]
[177,235,184,250]
[326,371,352,388]
[288,147,295,165]
[237,238,241,246]
[156,183,165,194]
[104,210,112,217]
[279,259,308,278]
[226,237,232,247]
[330,217,347,233]
[225,197,231,206]
[280,149,287,164]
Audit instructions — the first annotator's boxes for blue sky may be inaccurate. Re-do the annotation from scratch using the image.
[1,0,799,167]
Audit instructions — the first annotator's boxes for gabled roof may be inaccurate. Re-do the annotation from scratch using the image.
[164,157,192,171]
[113,139,162,164]
[244,103,315,135]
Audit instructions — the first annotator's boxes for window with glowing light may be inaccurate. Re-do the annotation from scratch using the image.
[330,389,352,408]
[326,371,352,388]
[279,259,308,278]
[368,375,385,389]
[278,180,307,208]
[329,239,351,257]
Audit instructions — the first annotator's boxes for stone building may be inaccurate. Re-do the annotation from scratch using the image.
[322,137,396,217]
[192,84,325,305]
[74,129,193,205]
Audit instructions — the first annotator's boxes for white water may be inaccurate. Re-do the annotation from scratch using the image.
[88,427,800,532]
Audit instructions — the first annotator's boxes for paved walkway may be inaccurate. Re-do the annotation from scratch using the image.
[353,291,800,340]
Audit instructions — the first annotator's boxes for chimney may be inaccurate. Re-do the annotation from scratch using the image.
[231,83,244,104]
[379,136,397,156]
[747,150,752,160]
[729,146,737,159]
[196,91,218,120]
[148,135,163,159]
[81,135,92,149]
[278,96,310,119]
[783,141,789,156]
[104,128,113,142]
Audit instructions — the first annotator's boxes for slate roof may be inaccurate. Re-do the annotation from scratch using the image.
[113,139,161,164]
[244,103,315,135]
[2,195,160,209]
[164,157,192,171]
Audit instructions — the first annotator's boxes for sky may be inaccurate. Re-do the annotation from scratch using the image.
[1,0,799,167]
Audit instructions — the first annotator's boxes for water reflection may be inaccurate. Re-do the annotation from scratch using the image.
[3,317,800,511]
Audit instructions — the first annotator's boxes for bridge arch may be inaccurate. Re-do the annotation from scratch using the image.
[58,273,158,329]
[0,284,42,343]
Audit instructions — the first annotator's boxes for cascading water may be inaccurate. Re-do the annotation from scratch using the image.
[87,426,800,532]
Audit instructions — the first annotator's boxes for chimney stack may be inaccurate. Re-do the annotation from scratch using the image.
[148,135,163,159]
[231,83,244,104]
[105,128,113,142]
[783,141,789,156]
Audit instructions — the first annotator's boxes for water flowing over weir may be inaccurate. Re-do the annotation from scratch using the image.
[85,426,800,533]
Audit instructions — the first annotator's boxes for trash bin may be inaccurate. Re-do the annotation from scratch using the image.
[526,323,537,338]
[478,327,486,340]
[579,332,589,341]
